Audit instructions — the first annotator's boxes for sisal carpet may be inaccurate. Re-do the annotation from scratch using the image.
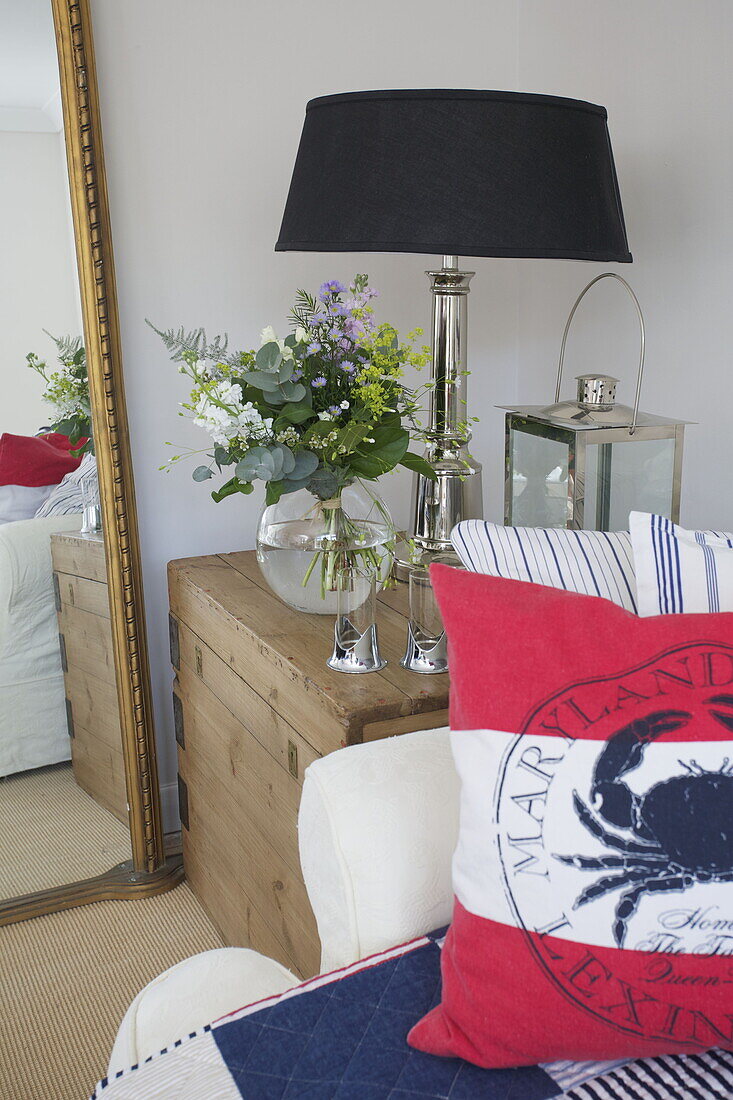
[0,763,131,900]
[0,883,224,1100]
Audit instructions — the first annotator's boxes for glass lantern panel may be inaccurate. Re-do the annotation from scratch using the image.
[509,426,571,528]
[584,437,676,531]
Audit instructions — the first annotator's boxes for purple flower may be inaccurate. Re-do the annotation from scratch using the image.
[343,317,366,339]
[328,301,348,317]
[311,312,327,325]
[291,368,303,381]
[319,279,346,301]
[312,376,327,388]
[339,360,355,373]
[307,341,321,355]
[338,337,352,352]
[328,405,341,416]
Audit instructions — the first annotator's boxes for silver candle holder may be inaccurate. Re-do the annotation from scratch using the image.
[401,562,448,675]
[79,469,103,538]
[327,564,386,674]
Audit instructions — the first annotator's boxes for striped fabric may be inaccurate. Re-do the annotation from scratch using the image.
[630,511,733,616]
[34,452,95,518]
[451,519,637,612]
[564,1050,733,1098]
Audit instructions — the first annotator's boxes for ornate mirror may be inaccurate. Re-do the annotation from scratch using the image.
[0,0,179,924]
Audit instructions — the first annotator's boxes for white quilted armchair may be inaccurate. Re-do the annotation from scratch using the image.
[109,726,458,1074]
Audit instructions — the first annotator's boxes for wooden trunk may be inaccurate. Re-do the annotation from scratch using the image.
[168,551,449,978]
[51,533,127,824]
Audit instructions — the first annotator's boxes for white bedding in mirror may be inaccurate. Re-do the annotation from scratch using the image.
[0,513,82,777]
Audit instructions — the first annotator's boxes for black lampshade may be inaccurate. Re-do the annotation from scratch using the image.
[276,90,631,262]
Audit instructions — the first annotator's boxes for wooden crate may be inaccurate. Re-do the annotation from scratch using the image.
[168,550,449,978]
[51,533,128,824]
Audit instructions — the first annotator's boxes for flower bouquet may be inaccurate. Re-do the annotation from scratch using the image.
[151,275,435,612]
[26,333,93,456]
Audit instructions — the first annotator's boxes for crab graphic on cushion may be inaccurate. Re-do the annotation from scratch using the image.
[555,696,733,948]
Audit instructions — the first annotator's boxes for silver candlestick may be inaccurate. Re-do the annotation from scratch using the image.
[395,256,483,576]
[400,560,449,674]
[327,565,386,674]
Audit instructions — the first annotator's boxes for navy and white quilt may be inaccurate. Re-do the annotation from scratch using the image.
[93,933,733,1099]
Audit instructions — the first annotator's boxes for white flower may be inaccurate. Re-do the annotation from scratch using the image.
[317,411,333,421]
[340,400,350,409]
[259,324,294,360]
[191,382,273,447]
[259,325,278,347]
[295,326,308,344]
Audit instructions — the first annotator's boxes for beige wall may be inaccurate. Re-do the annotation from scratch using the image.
[90,0,733,823]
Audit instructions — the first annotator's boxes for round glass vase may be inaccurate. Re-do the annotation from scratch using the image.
[256,482,394,614]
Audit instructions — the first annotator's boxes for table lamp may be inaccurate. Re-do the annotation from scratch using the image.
[275,89,632,565]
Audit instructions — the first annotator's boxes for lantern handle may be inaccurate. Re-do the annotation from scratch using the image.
[555,272,645,435]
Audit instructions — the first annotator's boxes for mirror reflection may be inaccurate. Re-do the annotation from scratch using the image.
[0,0,131,902]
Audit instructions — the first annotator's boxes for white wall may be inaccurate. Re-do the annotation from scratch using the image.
[90,0,733,825]
[0,129,82,436]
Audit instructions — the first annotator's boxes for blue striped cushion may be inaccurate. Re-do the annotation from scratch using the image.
[451,520,637,612]
[630,510,733,616]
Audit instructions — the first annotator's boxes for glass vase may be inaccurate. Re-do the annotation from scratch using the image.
[256,481,394,614]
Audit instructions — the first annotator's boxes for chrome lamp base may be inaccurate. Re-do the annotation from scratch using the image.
[395,256,483,579]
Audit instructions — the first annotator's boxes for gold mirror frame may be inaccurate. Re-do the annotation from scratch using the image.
[0,0,182,925]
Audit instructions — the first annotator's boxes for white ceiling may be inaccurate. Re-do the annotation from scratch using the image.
[0,0,61,131]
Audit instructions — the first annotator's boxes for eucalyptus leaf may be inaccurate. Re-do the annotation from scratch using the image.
[269,447,285,480]
[277,444,296,475]
[192,465,214,482]
[236,446,269,480]
[278,358,294,383]
[242,370,280,392]
[278,477,309,495]
[266,389,287,406]
[290,449,319,479]
[235,461,256,481]
[254,463,274,481]
[255,341,282,372]
[279,380,306,402]
[214,446,234,467]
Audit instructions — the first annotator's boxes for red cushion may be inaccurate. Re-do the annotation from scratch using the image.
[0,433,82,487]
[408,564,733,1067]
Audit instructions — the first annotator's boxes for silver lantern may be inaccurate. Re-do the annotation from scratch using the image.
[502,274,686,531]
